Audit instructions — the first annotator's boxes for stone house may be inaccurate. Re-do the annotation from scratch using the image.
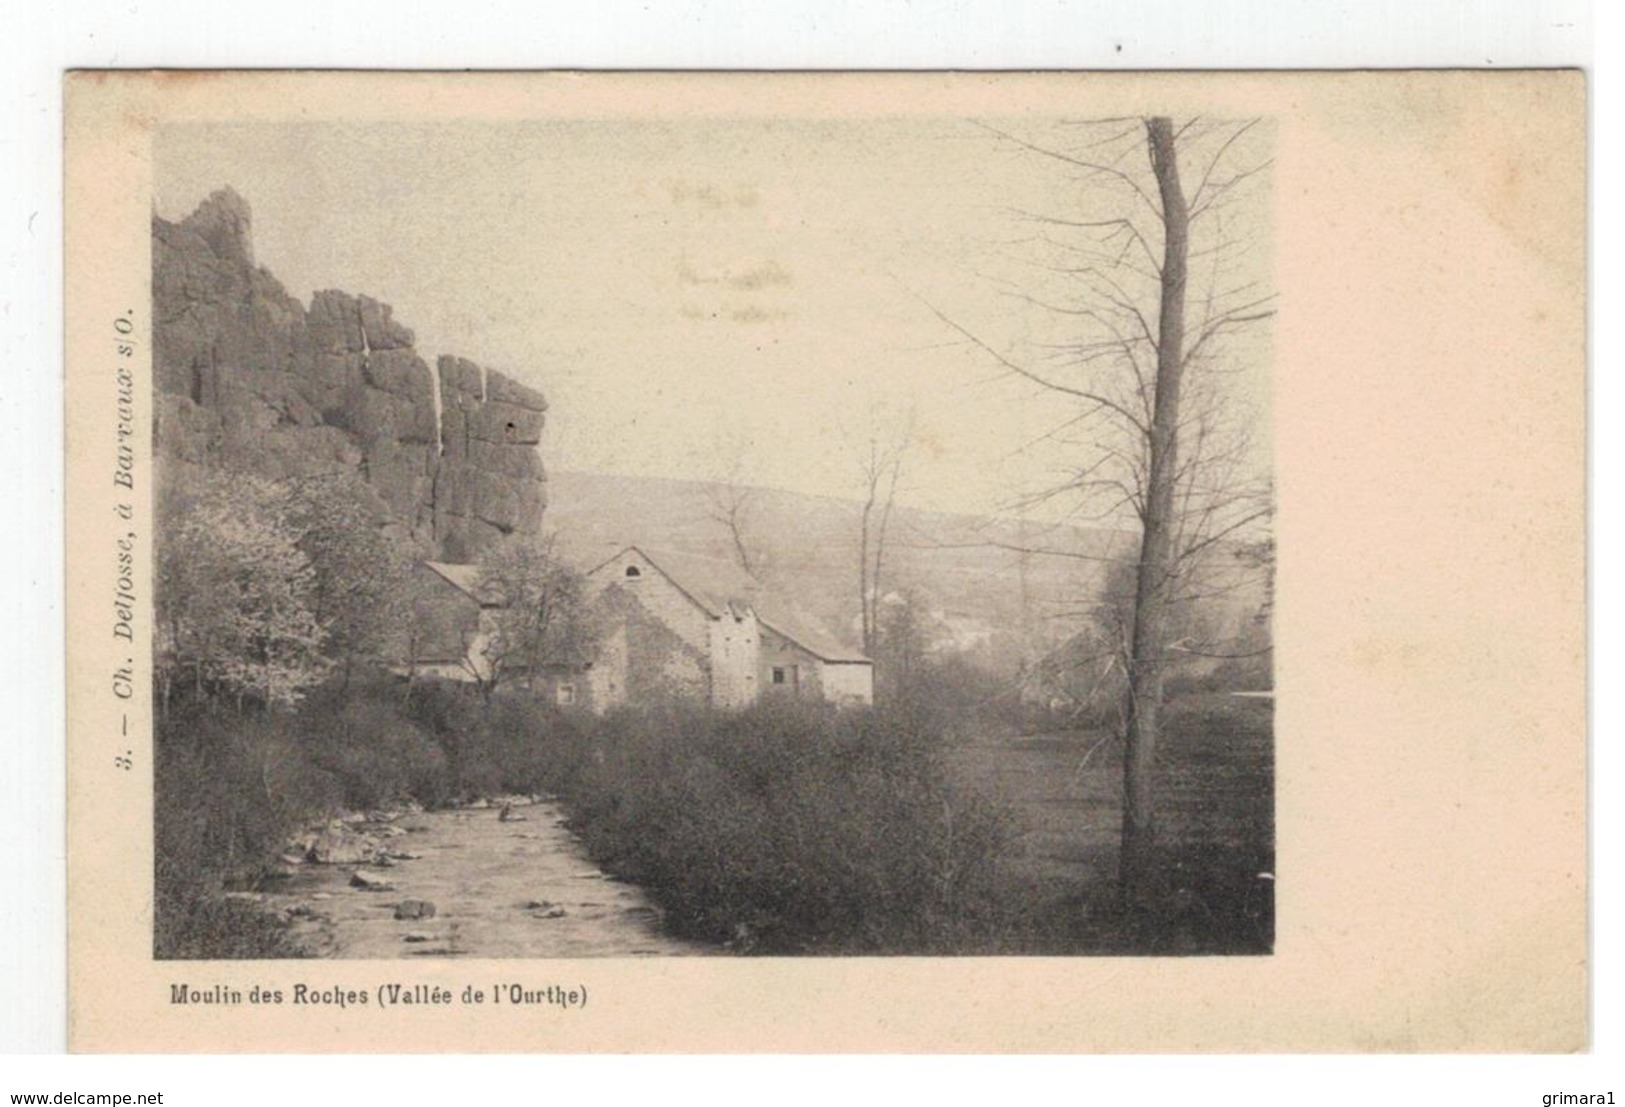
[395,561,504,684]
[582,546,873,711]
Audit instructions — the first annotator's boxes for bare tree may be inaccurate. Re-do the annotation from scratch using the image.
[704,429,771,583]
[474,534,597,698]
[853,412,914,656]
[935,116,1275,915]
[707,469,762,581]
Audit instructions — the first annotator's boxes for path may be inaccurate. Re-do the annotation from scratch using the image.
[264,799,706,958]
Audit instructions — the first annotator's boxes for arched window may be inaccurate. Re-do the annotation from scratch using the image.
[625,565,642,579]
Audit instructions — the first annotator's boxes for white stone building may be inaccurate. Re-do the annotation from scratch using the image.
[583,546,873,711]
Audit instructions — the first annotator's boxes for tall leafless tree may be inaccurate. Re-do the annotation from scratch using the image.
[854,413,914,656]
[708,476,762,581]
[474,533,597,698]
[935,116,1275,914]
[705,431,770,583]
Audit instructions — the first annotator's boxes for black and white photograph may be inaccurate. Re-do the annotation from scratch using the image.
[147,107,1275,961]
[57,68,1586,1055]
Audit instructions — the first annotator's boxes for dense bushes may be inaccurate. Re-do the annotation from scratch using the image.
[154,881,310,961]
[402,681,579,801]
[155,675,1019,957]
[556,699,1016,953]
[155,672,1275,958]
[298,682,448,810]
[154,706,324,958]
[154,677,531,957]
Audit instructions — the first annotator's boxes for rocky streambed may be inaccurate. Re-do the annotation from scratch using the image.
[243,797,706,958]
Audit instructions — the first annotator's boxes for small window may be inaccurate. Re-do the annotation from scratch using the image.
[624,565,642,579]
[771,667,787,685]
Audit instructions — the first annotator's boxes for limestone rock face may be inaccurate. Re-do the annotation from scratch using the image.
[153,190,549,561]
[182,187,255,267]
[433,360,547,561]
[358,294,415,351]
[485,370,548,413]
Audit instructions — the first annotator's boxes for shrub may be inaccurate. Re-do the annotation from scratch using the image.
[154,881,308,960]
[300,679,449,810]
[149,674,1024,957]
[554,699,1017,954]
[458,690,580,798]
[400,679,485,800]
[155,706,317,884]
[400,680,581,801]
[153,703,322,958]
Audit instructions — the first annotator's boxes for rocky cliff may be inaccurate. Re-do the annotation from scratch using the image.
[154,188,547,560]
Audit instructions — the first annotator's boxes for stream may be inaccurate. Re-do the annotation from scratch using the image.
[258,798,707,958]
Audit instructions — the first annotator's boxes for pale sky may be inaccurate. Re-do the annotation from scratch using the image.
[155,117,1272,521]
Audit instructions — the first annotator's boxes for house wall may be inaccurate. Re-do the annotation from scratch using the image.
[468,609,499,683]
[590,578,711,705]
[759,626,824,700]
[585,624,629,710]
[583,549,874,712]
[528,666,593,711]
[396,564,485,682]
[592,550,712,657]
[820,661,875,705]
[709,608,761,708]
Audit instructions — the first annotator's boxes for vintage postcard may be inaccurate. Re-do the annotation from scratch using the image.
[64,70,1585,1052]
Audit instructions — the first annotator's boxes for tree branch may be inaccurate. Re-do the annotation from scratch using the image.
[976,120,1165,220]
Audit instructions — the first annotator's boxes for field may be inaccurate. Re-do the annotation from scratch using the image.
[945,693,1275,954]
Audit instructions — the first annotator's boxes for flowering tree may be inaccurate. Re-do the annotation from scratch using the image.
[157,471,329,712]
[278,471,416,683]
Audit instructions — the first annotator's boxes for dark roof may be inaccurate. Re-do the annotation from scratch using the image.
[756,607,871,665]
[422,561,504,606]
[588,546,871,664]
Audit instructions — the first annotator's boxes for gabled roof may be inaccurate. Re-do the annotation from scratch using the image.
[756,607,871,665]
[588,545,871,665]
[422,561,505,606]
[586,546,746,620]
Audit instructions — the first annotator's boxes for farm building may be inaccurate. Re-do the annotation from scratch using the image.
[394,561,504,684]
[583,546,873,711]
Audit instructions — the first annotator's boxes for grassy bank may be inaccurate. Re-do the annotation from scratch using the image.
[946,693,1275,954]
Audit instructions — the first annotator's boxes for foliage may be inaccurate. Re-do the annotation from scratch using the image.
[151,677,536,957]
[157,465,421,712]
[1026,552,1269,726]
[871,589,940,704]
[154,884,310,960]
[474,534,598,693]
[869,592,1018,734]
[554,699,1017,953]
[153,703,324,958]
[157,471,329,709]
[299,679,450,810]
[401,680,578,799]
[279,471,417,673]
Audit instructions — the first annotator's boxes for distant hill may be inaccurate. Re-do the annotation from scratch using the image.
[544,469,1162,672]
